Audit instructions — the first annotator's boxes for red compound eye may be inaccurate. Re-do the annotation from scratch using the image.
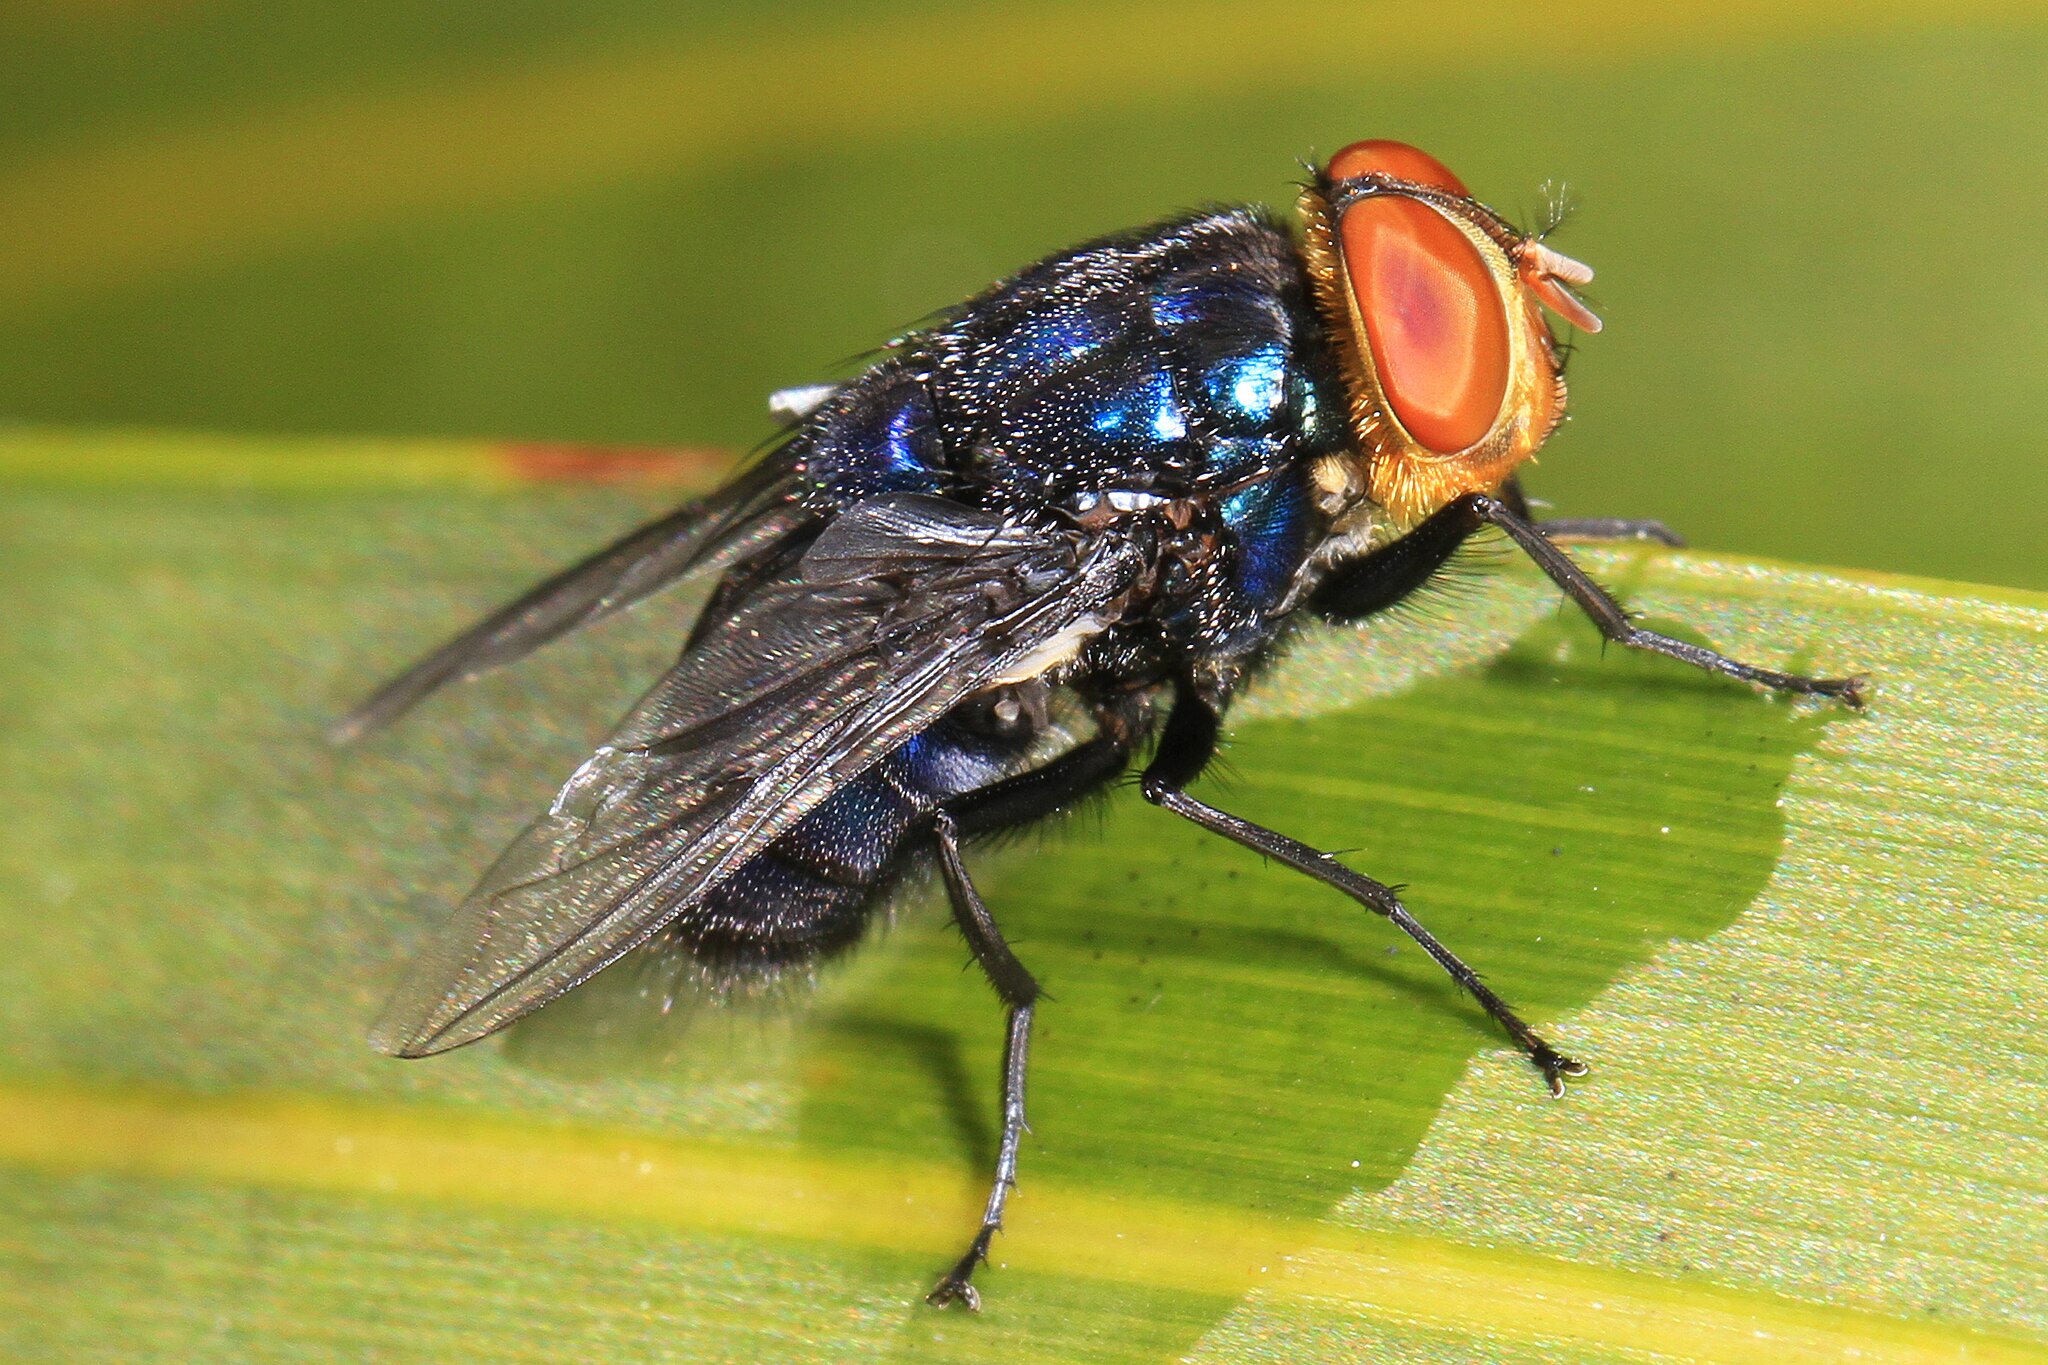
[1330,142,1509,454]
[1327,139,1470,198]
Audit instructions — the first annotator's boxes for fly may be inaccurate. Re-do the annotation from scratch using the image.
[336,139,1866,1308]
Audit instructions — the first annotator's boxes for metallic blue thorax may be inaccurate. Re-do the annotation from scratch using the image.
[796,209,1346,624]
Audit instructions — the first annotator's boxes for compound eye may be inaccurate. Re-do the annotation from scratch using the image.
[1339,193,1511,454]
[1327,139,1471,197]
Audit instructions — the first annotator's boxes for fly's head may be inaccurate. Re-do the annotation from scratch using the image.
[1297,140,1600,534]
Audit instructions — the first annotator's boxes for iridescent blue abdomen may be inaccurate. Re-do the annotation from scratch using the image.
[669,711,1031,967]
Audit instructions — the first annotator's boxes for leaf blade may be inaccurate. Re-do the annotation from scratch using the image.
[2,432,2044,1363]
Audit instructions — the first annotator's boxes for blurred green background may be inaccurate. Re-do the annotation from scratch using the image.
[3,0,2045,589]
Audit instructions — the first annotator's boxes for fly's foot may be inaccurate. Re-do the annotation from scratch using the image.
[925,1271,982,1313]
[1832,675,1873,710]
[1770,669,1868,709]
[926,1230,996,1311]
[1530,1043,1588,1098]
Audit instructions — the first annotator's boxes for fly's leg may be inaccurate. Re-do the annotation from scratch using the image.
[1472,493,1865,704]
[946,734,1131,835]
[1536,517,1684,545]
[1314,491,1865,707]
[1148,786,1585,1093]
[1139,691,1584,1095]
[925,810,1039,1311]
[1498,474,1683,546]
[924,707,1137,1305]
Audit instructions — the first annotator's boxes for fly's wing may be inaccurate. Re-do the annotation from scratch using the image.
[370,494,1143,1057]
[332,453,804,742]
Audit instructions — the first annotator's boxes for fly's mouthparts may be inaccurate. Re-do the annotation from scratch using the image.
[1523,240,1594,286]
[1520,240,1603,333]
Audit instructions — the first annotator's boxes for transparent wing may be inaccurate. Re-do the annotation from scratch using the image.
[332,453,803,742]
[371,494,1143,1057]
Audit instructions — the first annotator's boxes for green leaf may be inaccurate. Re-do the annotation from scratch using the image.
[3,431,2044,1363]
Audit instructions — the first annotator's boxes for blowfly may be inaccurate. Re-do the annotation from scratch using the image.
[338,140,1865,1308]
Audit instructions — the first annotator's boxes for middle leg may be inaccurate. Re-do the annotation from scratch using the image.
[1139,689,1586,1095]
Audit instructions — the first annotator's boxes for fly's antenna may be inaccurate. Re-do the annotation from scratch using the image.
[1533,179,1578,241]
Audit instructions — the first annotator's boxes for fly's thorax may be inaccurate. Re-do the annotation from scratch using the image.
[1296,140,1601,532]
[1079,468,1311,678]
[910,207,1341,509]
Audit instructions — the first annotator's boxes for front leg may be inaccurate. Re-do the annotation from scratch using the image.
[1313,491,1865,708]
[1536,516,1685,545]
[1499,475,1683,546]
[1469,493,1866,706]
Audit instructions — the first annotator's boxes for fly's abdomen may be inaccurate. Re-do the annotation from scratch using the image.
[670,717,1021,969]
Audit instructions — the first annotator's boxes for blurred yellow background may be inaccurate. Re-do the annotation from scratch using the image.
[4,0,2044,587]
